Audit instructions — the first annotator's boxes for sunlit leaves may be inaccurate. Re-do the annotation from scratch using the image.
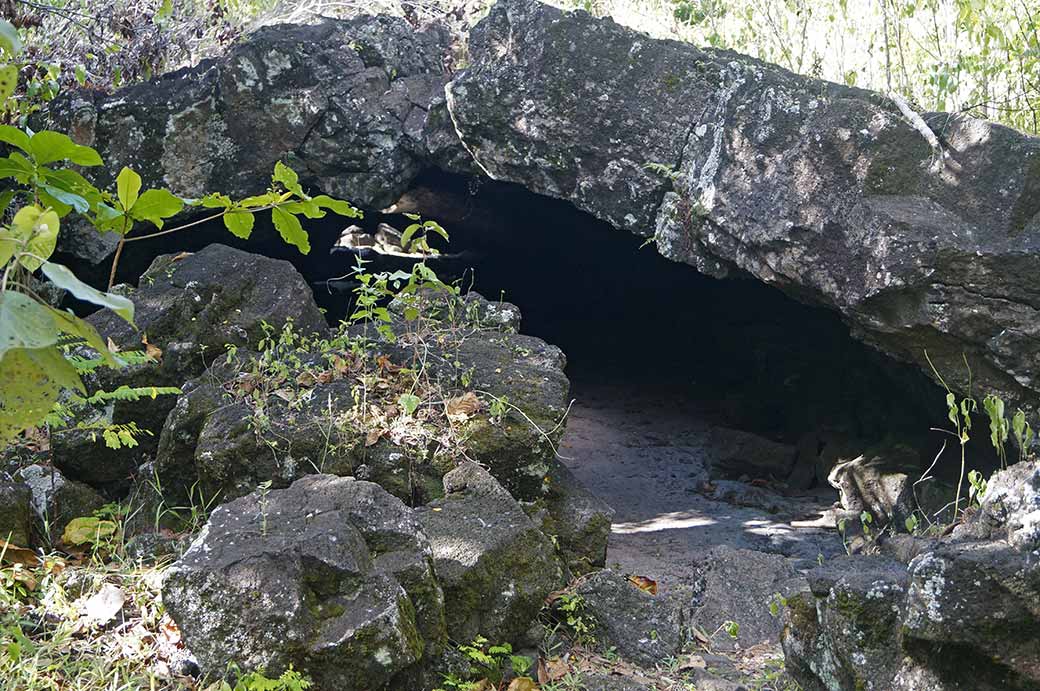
[11,206,59,271]
[115,167,142,211]
[272,160,303,197]
[0,18,22,58]
[271,206,309,254]
[0,292,60,358]
[29,130,103,166]
[223,211,255,238]
[40,262,134,324]
[131,189,183,228]
[0,345,84,443]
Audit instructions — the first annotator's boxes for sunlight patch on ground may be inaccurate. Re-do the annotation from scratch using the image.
[613,512,718,534]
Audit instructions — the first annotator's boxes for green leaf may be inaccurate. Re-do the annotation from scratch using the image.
[40,185,89,213]
[41,167,104,207]
[400,223,420,250]
[0,345,84,444]
[0,65,16,107]
[0,189,16,216]
[93,202,124,233]
[61,516,117,546]
[271,206,309,254]
[29,131,103,166]
[40,262,135,324]
[0,126,28,153]
[131,188,183,227]
[0,153,35,181]
[0,230,16,267]
[223,211,255,239]
[115,167,141,211]
[272,161,303,197]
[12,206,60,271]
[238,192,278,208]
[398,393,421,415]
[198,192,232,209]
[0,291,62,358]
[312,195,361,218]
[0,19,22,58]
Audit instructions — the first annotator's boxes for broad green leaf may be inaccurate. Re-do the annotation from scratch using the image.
[61,516,117,546]
[131,188,183,227]
[41,167,104,207]
[223,211,255,239]
[0,230,16,267]
[312,195,361,218]
[281,199,324,219]
[400,223,420,250]
[0,19,22,58]
[93,202,124,232]
[272,161,303,197]
[12,206,60,271]
[0,153,35,181]
[155,0,173,21]
[271,206,310,254]
[398,393,421,415]
[40,262,134,324]
[0,291,61,359]
[0,345,84,443]
[29,131,103,166]
[0,189,16,216]
[115,167,141,211]
[0,126,27,153]
[0,66,16,107]
[40,185,88,214]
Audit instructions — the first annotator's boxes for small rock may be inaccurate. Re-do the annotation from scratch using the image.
[0,482,33,546]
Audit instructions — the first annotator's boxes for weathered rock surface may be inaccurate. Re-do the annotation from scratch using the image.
[417,463,565,644]
[163,474,445,690]
[706,427,796,480]
[45,16,450,212]
[446,0,1040,406]
[574,568,688,667]
[535,460,614,574]
[15,464,106,544]
[0,482,32,546]
[65,244,328,499]
[690,546,805,651]
[783,459,1040,691]
[955,457,1040,549]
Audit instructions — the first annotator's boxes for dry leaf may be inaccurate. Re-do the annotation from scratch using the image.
[106,337,121,353]
[0,541,40,566]
[77,583,126,627]
[9,564,37,591]
[141,333,163,363]
[627,575,658,595]
[171,251,193,262]
[446,392,482,421]
[365,429,383,447]
[542,657,570,682]
[507,678,539,691]
[296,371,317,387]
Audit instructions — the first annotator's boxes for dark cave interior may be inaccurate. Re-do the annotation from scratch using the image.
[70,168,996,481]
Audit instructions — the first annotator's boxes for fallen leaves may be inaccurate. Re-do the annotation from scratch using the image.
[446,391,482,422]
[627,574,658,595]
[75,583,126,629]
[141,333,162,363]
[1,540,40,566]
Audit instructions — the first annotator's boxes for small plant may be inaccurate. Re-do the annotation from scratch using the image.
[436,637,535,691]
[213,664,313,691]
[557,592,595,645]
[967,469,988,507]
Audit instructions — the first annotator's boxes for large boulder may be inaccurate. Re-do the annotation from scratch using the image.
[0,482,32,546]
[162,474,446,691]
[690,546,805,651]
[15,464,106,545]
[55,244,328,496]
[446,0,1040,406]
[143,285,572,520]
[783,460,1040,691]
[574,568,688,667]
[45,16,449,215]
[417,463,565,644]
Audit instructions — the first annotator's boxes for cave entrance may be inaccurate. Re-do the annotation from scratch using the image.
[88,165,1005,579]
